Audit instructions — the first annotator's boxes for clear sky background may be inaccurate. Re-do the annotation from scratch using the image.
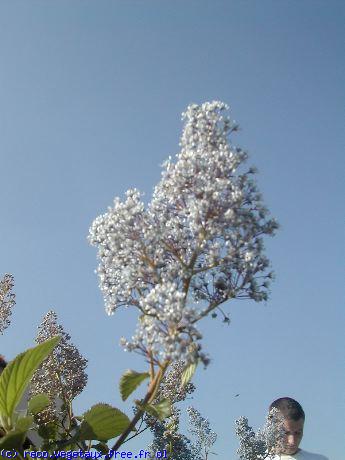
[0,1,344,459]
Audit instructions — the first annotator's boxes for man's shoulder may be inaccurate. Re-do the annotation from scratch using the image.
[264,450,329,460]
[298,449,329,460]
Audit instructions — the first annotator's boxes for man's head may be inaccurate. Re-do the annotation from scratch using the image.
[269,397,305,455]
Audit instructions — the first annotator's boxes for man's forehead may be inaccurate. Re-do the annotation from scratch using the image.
[283,418,304,431]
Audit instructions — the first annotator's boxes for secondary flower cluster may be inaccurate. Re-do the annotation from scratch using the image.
[30,310,88,424]
[156,360,196,404]
[120,282,207,365]
[235,408,285,460]
[89,101,278,366]
[148,418,201,460]
[187,407,217,458]
[147,362,211,460]
[0,273,15,335]
[145,360,196,439]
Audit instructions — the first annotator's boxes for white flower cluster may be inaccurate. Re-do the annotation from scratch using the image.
[120,282,207,365]
[146,362,198,460]
[0,274,15,334]
[30,311,88,424]
[89,101,278,365]
[235,408,285,460]
[148,415,201,460]
[89,189,150,314]
[187,406,217,457]
[157,360,196,403]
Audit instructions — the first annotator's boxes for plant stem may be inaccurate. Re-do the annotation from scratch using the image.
[110,361,169,451]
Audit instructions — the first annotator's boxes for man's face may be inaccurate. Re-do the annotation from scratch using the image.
[278,418,304,455]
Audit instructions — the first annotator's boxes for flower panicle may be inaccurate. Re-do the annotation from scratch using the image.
[89,101,279,366]
[0,273,15,335]
[30,310,88,424]
[235,408,285,460]
[187,406,217,456]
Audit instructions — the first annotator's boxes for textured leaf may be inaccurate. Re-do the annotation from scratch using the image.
[15,415,33,431]
[79,403,130,441]
[0,430,26,449]
[0,336,60,423]
[181,361,197,387]
[28,393,50,415]
[119,370,150,401]
[152,399,172,421]
[92,442,110,455]
[136,398,172,421]
[38,421,58,440]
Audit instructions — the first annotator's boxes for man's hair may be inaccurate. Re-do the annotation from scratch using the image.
[0,355,7,372]
[269,397,305,421]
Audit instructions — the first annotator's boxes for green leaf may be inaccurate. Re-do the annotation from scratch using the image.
[79,403,130,441]
[0,430,27,449]
[181,361,198,387]
[119,370,150,401]
[136,398,172,421]
[38,421,58,440]
[152,399,172,420]
[92,442,110,455]
[15,415,33,431]
[28,393,50,415]
[0,336,60,424]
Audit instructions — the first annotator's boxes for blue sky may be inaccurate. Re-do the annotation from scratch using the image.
[0,1,344,459]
